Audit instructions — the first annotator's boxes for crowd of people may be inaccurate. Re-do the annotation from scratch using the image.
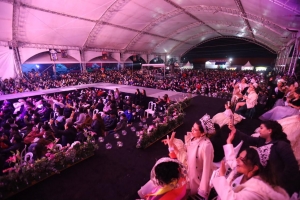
[0,87,151,175]
[138,118,300,199]
[0,68,299,199]
[2,68,297,98]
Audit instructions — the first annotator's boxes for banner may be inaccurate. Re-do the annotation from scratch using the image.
[55,63,81,74]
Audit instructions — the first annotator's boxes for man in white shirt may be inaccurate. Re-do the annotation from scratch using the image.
[235,83,258,118]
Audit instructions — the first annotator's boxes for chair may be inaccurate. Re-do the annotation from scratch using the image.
[93,109,99,115]
[145,101,156,118]
[54,144,62,150]
[24,152,33,163]
[118,111,124,116]
[50,111,59,119]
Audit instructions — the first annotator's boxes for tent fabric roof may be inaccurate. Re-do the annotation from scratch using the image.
[242,61,254,67]
[0,0,299,56]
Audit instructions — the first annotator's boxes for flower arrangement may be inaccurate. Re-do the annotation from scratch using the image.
[0,132,98,198]
[137,113,184,149]
[136,97,191,149]
[167,97,192,116]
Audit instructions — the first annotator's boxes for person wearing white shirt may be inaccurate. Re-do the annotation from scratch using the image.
[235,83,258,118]
[212,125,289,200]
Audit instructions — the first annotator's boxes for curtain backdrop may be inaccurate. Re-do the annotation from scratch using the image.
[0,46,17,79]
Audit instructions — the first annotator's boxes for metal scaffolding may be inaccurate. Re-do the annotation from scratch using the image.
[275,45,293,73]
[288,38,299,76]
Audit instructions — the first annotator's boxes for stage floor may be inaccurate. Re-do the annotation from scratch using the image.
[0,83,192,101]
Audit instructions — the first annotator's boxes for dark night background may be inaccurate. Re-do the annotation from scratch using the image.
[182,38,278,66]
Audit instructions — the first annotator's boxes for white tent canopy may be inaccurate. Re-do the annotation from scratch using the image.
[241,61,254,70]
[0,0,300,78]
[181,61,193,69]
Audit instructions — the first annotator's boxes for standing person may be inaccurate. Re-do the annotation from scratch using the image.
[164,114,215,199]
[134,88,141,105]
[230,121,299,196]
[140,89,147,109]
[114,88,120,100]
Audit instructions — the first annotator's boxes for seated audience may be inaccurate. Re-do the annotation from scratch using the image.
[259,88,300,121]
[50,120,77,146]
[212,103,243,127]
[90,113,105,137]
[235,83,258,117]
[114,114,127,132]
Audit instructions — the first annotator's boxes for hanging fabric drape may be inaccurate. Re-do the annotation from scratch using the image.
[0,46,17,79]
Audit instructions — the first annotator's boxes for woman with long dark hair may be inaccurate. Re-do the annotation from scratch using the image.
[277,113,300,167]
[140,89,147,108]
[230,121,299,196]
[134,88,141,105]
[212,129,289,199]
[114,88,120,100]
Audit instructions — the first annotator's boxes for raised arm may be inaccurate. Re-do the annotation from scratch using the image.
[228,123,262,147]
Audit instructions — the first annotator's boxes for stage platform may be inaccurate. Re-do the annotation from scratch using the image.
[0,83,192,101]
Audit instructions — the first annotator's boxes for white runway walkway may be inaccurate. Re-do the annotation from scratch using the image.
[0,83,191,101]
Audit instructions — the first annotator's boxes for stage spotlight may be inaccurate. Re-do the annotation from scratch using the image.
[36,65,40,69]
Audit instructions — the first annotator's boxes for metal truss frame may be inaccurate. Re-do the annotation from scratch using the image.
[233,0,255,39]
[170,29,278,54]
[268,0,300,14]
[83,0,131,48]
[275,44,293,72]
[288,38,299,76]
[0,0,292,57]
[180,36,277,58]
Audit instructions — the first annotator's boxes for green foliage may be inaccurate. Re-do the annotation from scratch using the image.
[138,97,191,149]
[0,137,98,198]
